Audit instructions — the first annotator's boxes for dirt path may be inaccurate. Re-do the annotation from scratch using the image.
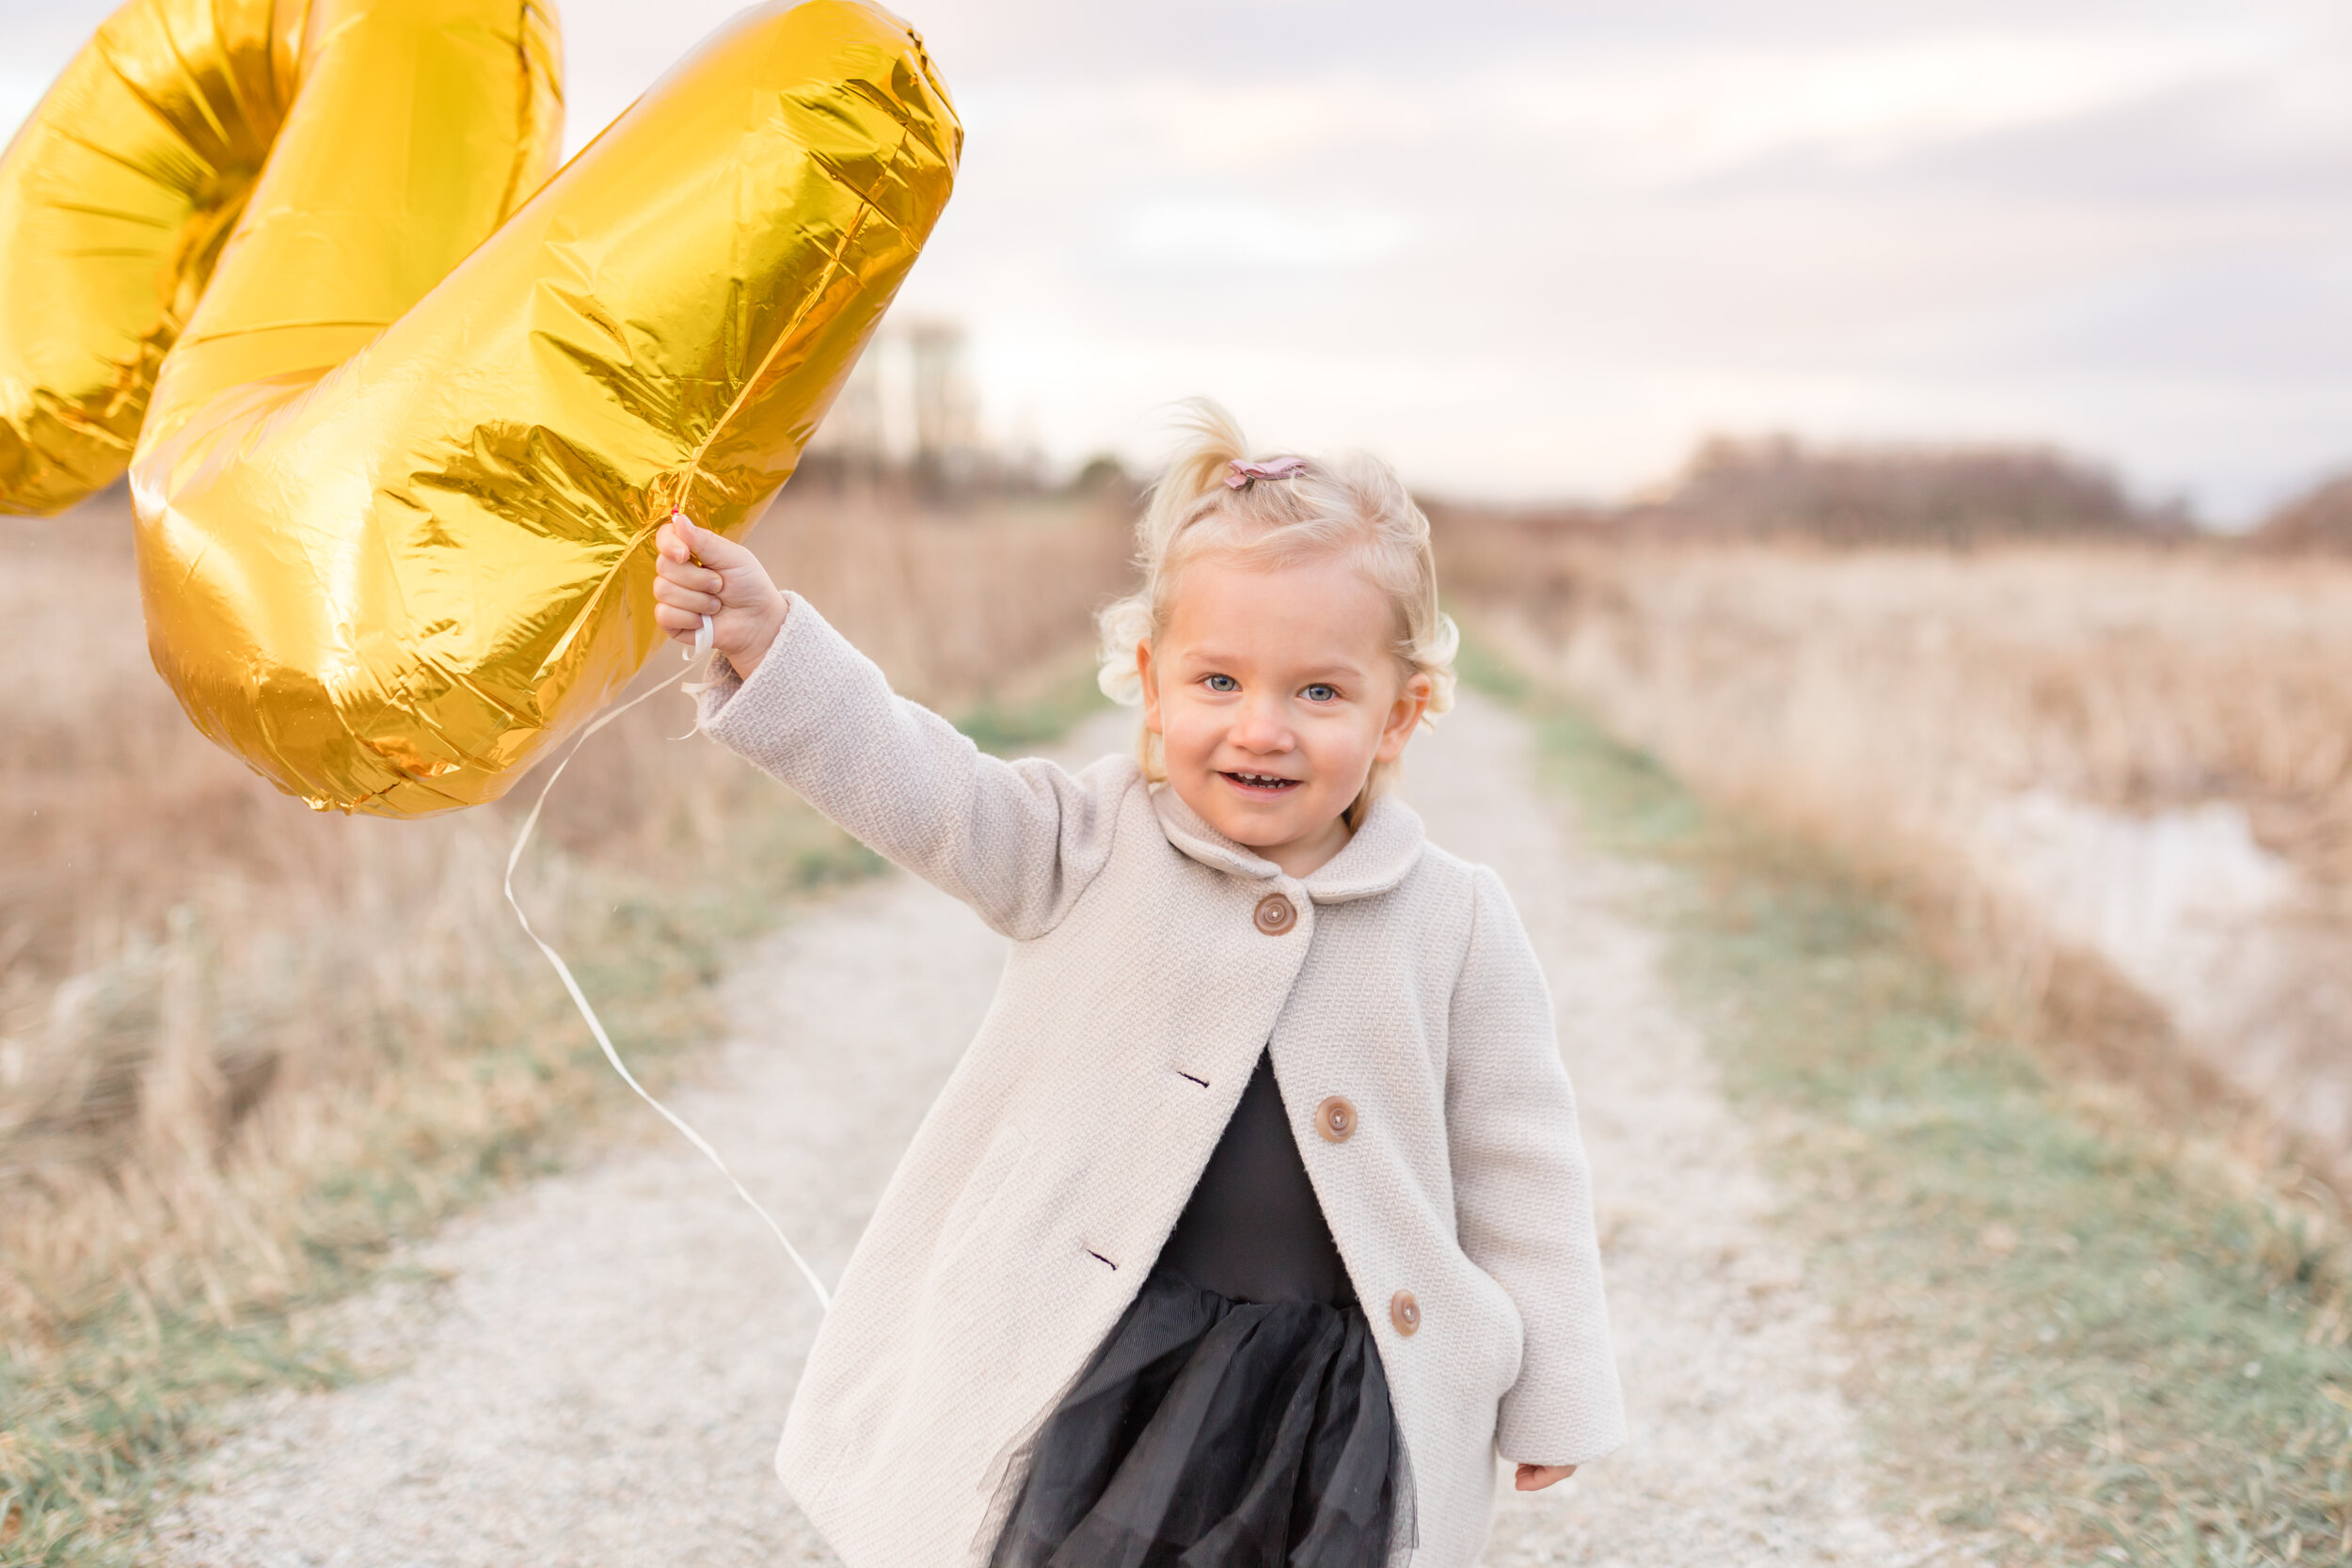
[152,695,1939,1566]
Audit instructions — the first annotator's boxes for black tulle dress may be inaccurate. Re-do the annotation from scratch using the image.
[990,1052,1404,1568]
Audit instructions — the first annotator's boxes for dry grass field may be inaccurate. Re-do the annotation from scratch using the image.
[1437,518,2352,1193]
[0,475,1132,1560]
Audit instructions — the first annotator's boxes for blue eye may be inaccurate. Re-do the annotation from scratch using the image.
[1303,684,1338,703]
[1204,673,1239,692]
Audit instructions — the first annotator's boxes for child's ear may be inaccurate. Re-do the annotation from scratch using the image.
[1137,641,1164,734]
[1376,673,1432,761]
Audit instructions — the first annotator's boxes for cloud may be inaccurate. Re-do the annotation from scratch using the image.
[1481,27,2283,186]
[1116,196,1409,272]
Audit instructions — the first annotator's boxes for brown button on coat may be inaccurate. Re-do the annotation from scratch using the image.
[700,596,1625,1568]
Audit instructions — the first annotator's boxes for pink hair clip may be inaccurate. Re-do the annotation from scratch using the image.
[1225,456,1308,489]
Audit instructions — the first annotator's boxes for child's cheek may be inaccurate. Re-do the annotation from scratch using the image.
[1167,705,1213,765]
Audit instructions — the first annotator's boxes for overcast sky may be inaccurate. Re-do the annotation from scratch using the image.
[6,0,2348,520]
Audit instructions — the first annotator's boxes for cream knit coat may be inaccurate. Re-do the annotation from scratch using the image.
[698,594,1626,1568]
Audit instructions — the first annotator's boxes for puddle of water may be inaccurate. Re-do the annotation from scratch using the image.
[1974,791,2296,1005]
[1968,790,2350,1166]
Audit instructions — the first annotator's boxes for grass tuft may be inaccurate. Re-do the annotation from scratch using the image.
[958,651,1120,759]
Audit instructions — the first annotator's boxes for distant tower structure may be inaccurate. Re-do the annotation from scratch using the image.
[820,344,886,465]
[907,318,979,467]
[805,317,983,487]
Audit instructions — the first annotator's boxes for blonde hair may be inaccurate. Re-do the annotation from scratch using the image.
[1097,399,1458,824]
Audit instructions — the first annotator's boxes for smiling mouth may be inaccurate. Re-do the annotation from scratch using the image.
[1220,770,1302,795]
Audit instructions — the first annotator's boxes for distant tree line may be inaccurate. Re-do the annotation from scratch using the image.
[2254,474,2352,555]
[1424,433,2352,553]
[803,426,2352,552]
[1626,435,2187,546]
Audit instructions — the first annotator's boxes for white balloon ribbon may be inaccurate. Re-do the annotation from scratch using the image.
[501,591,833,1312]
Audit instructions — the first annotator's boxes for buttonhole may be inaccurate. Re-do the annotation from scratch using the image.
[1086,1249,1118,1271]
[1176,1071,1208,1088]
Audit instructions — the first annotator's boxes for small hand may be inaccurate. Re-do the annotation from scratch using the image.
[652,514,788,677]
[1514,1463,1577,1492]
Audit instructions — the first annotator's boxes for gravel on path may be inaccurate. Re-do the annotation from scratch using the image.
[152,696,1942,1566]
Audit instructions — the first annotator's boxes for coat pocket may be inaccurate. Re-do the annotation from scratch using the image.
[1461,1259,1528,1401]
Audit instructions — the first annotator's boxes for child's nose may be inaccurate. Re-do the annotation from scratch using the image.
[1231,698,1293,752]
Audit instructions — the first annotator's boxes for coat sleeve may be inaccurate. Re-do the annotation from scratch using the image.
[1446,864,1628,1466]
[695,594,1123,940]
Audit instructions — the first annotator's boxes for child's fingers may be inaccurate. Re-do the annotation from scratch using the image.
[655,519,709,564]
[652,578,722,615]
[653,601,708,635]
[1511,1464,1577,1492]
[652,559,724,598]
[673,515,759,572]
[651,543,724,594]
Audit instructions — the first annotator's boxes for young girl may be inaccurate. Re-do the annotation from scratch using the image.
[651,403,1624,1568]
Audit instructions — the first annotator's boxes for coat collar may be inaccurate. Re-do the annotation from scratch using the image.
[1150,786,1427,904]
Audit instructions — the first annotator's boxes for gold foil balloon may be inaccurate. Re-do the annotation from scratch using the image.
[0,0,336,513]
[1,0,959,815]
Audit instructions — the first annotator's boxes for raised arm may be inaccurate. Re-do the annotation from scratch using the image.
[655,518,1121,939]
[1446,865,1628,1468]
